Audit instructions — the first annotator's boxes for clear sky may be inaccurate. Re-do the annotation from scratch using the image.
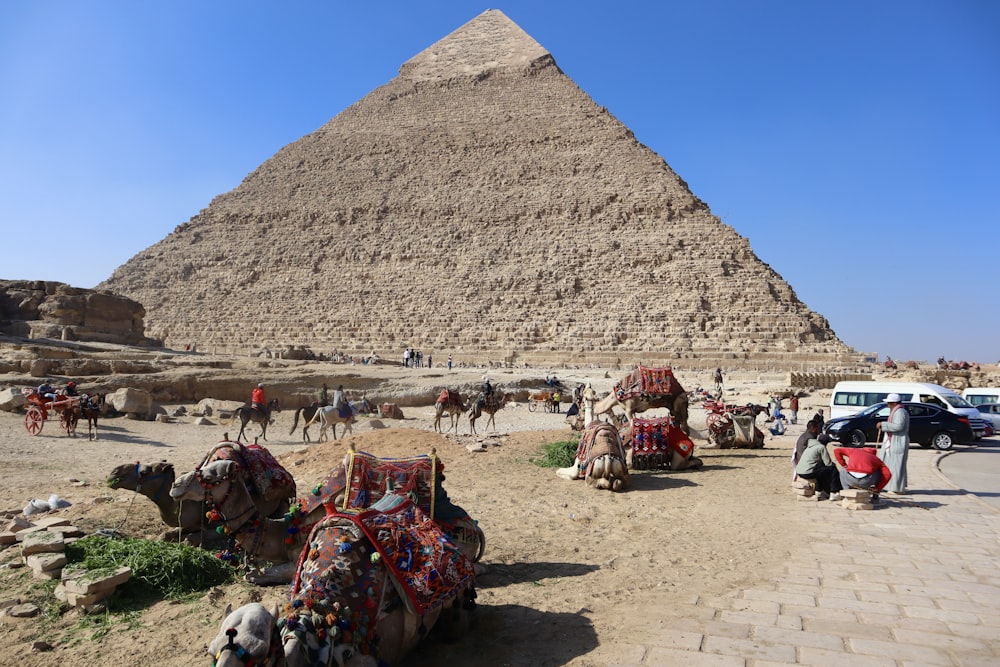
[2,1,997,363]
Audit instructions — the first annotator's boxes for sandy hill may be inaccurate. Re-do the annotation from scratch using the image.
[100,9,859,370]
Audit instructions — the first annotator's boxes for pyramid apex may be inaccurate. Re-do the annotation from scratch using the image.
[400,9,551,82]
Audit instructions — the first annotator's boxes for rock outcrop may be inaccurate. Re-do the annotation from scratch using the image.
[99,9,859,369]
[0,281,157,347]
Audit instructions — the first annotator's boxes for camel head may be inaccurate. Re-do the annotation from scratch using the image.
[170,459,238,502]
[107,461,175,491]
[208,602,279,667]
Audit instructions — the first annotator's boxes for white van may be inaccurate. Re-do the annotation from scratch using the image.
[830,381,988,439]
[962,387,1000,407]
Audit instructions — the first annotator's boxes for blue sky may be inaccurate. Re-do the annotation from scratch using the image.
[2,1,997,363]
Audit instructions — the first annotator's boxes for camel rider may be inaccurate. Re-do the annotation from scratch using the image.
[478,376,493,408]
[332,385,348,418]
[317,383,329,406]
[251,383,266,414]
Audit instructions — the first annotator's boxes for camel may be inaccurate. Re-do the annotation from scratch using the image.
[594,367,689,433]
[468,391,512,434]
[287,404,320,441]
[304,404,355,441]
[556,421,631,491]
[433,389,467,433]
[206,495,476,666]
[232,398,281,441]
[108,442,295,544]
[172,448,485,584]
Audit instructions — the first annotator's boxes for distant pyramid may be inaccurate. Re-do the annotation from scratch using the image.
[102,10,857,367]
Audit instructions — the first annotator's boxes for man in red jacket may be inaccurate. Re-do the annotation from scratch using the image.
[834,446,891,503]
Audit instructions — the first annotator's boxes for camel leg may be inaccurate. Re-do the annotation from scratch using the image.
[556,461,584,480]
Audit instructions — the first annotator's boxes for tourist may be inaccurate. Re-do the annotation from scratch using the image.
[834,445,891,503]
[812,408,825,430]
[447,354,453,371]
[251,383,266,413]
[713,368,724,395]
[768,413,786,437]
[876,393,909,494]
[795,434,842,500]
[789,395,799,424]
[317,383,329,406]
[552,390,561,413]
[427,353,432,368]
[792,419,822,475]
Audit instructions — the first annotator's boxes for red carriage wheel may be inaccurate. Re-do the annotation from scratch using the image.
[705,413,725,432]
[25,406,44,436]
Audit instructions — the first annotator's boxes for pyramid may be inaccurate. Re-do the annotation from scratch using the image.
[101,10,858,368]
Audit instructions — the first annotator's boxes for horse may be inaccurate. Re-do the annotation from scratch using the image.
[234,399,281,441]
[468,391,511,434]
[288,404,320,442]
[305,404,356,441]
[433,389,467,433]
[79,393,104,441]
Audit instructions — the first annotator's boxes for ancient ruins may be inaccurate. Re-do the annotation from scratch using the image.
[100,9,860,369]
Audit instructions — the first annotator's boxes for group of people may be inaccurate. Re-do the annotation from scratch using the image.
[403,348,432,368]
[793,393,909,502]
[35,380,79,401]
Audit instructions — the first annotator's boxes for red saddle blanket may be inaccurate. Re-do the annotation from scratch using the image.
[436,389,464,406]
[200,441,296,503]
[627,417,695,469]
[614,366,684,401]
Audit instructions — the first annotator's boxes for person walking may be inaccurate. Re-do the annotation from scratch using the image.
[447,354,453,371]
[876,393,910,494]
[789,395,799,424]
[713,368,724,396]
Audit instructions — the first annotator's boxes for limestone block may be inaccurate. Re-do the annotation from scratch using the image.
[60,565,131,596]
[107,387,153,416]
[839,489,872,502]
[0,532,16,545]
[20,531,65,555]
[26,553,67,574]
[0,388,26,412]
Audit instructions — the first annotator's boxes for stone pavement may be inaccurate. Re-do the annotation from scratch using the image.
[589,447,1000,666]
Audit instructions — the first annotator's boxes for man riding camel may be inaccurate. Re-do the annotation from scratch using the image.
[478,376,493,408]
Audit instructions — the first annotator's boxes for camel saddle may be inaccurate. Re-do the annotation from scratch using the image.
[436,389,464,407]
[292,496,475,617]
[625,417,695,469]
[200,441,296,503]
[614,366,684,401]
[572,422,627,477]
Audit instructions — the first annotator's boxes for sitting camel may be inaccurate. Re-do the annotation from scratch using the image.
[433,389,467,433]
[173,447,485,585]
[207,495,476,666]
[556,422,631,491]
[304,404,355,441]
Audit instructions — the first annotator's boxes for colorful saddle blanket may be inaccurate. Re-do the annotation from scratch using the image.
[614,366,684,401]
[201,441,296,503]
[436,389,464,406]
[627,417,695,469]
[292,498,474,618]
[572,422,627,476]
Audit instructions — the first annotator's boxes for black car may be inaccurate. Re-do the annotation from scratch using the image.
[823,402,975,450]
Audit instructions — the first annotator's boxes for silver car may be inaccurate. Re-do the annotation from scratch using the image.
[975,403,1000,434]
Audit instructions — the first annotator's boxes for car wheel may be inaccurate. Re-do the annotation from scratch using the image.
[931,431,954,451]
[848,429,866,447]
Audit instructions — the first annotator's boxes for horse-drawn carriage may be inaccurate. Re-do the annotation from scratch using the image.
[528,390,553,412]
[703,400,765,448]
[22,389,81,436]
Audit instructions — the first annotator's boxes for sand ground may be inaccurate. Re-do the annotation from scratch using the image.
[0,365,824,666]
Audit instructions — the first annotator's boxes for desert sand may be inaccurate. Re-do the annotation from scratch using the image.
[0,364,822,666]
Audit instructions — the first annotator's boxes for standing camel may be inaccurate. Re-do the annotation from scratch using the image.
[594,367,689,433]
[468,391,512,434]
[433,389,467,433]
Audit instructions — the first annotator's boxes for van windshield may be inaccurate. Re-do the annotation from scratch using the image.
[944,395,973,409]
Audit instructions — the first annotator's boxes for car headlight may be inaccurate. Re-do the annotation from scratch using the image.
[827,422,844,433]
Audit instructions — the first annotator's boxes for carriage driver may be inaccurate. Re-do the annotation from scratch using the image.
[64,381,79,397]
[251,383,266,413]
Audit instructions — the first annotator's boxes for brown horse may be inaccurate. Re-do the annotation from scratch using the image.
[79,394,104,441]
[287,404,320,441]
[234,399,281,441]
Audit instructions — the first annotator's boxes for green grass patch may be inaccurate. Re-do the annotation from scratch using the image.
[531,436,580,468]
[65,534,233,601]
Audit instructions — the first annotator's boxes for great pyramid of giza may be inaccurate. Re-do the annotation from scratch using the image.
[101,9,859,369]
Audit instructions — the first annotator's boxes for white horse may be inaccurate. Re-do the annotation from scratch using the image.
[304,404,356,441]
